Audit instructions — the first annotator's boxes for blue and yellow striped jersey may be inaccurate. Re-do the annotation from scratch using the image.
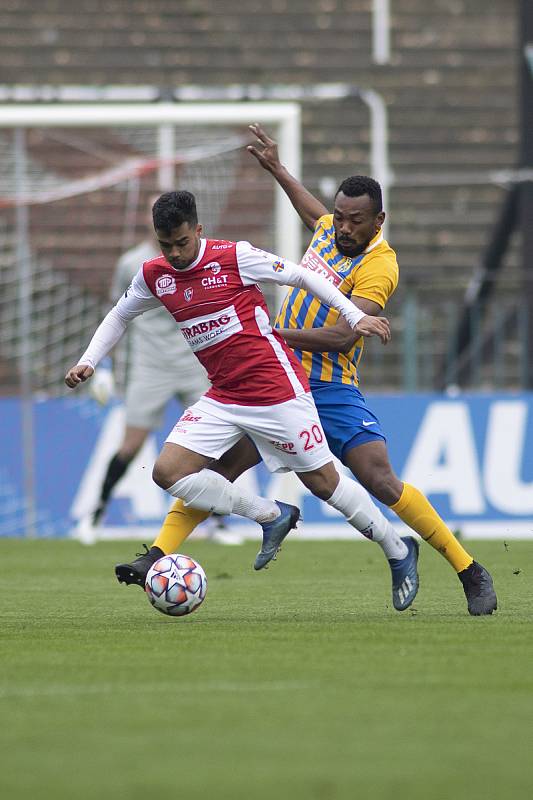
[275,214,399,386]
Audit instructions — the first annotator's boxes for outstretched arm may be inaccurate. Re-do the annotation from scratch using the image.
[279,297,385,353]
[64,269,159,389]
[247,123,328,232]
[236,243,390,344]
[283,271,390,344]
[65,305,134,388]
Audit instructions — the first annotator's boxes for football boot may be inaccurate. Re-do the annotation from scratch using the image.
[458,560,497,615]
[388,536,420,611]
[254,501,300,570]
[115,544,164,587]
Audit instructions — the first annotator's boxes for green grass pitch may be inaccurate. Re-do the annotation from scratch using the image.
[1,538,533,800]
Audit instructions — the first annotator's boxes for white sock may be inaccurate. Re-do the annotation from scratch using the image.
[327,474,408,560]
[167,469,280,523]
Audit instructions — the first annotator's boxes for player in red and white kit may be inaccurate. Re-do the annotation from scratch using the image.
[65,191,418,596]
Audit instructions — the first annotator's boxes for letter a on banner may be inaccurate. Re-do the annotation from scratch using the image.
[402,402,485,514]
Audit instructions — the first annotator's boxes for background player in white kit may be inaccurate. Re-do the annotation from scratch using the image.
[65,191,419,607]
[76,200,235,544]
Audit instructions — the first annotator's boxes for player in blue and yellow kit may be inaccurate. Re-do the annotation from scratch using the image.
[275,184,398,461]
[118,126,497,616]
[246,123,496,616]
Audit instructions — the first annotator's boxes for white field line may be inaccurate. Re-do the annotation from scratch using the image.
[0,680,317,700]
[75,521,533,542]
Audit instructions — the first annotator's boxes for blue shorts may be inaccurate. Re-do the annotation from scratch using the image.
[309,380,386,462]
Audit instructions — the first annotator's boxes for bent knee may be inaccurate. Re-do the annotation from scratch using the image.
[314,478,338,500]
[364,473,402,506]
[152,461,171,489]
[116,446,140,463]
[299,467,339,500]
[152,460,188,490]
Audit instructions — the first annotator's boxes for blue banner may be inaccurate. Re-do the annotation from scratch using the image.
[1,393,532,538]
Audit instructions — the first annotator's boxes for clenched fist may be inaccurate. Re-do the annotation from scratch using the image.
[64,364,94,389]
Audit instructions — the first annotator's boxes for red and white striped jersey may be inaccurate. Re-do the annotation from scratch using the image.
[77,238,365,407]
[134,239,309,405]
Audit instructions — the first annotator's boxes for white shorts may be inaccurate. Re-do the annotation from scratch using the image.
[165,392,333,474]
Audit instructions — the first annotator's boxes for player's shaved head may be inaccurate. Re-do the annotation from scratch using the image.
[153,191,198,234]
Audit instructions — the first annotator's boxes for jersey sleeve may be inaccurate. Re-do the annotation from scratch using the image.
[235,241,365,329]
[314,213,333,235]
[117,267,161,318]
[77,268,160,368]
[351,251,399,309]
[235,240,296,285]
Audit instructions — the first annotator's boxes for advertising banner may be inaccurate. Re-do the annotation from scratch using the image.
[1,393,532,539]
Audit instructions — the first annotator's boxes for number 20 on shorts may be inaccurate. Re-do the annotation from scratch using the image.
[299,425,324,451]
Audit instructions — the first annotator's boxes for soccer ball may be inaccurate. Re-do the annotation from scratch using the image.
[145,554,207,617]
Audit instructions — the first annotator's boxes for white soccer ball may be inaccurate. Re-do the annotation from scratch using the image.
[145,554,207,617]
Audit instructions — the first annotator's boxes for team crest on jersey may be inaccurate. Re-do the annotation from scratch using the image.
[203,261,222,275]
[184,287,194,302]
[272,260,285,273]
[155,275,177,297]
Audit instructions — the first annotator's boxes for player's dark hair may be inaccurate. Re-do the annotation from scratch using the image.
[336,176,383,214]
[152,191,198,232]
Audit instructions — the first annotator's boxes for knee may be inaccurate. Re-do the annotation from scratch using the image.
[152,459,188,490]
[304,471,339,501]
[116,447,137,464]
[152,460,171,489]
[118,430,148,462]
[363,470,402,506]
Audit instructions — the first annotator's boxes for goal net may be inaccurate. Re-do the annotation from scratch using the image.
[0,102,301,396]
[0,102,301,537]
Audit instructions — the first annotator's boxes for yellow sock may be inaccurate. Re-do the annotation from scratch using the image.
[152,499,209,554]
[390,483,473,573]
